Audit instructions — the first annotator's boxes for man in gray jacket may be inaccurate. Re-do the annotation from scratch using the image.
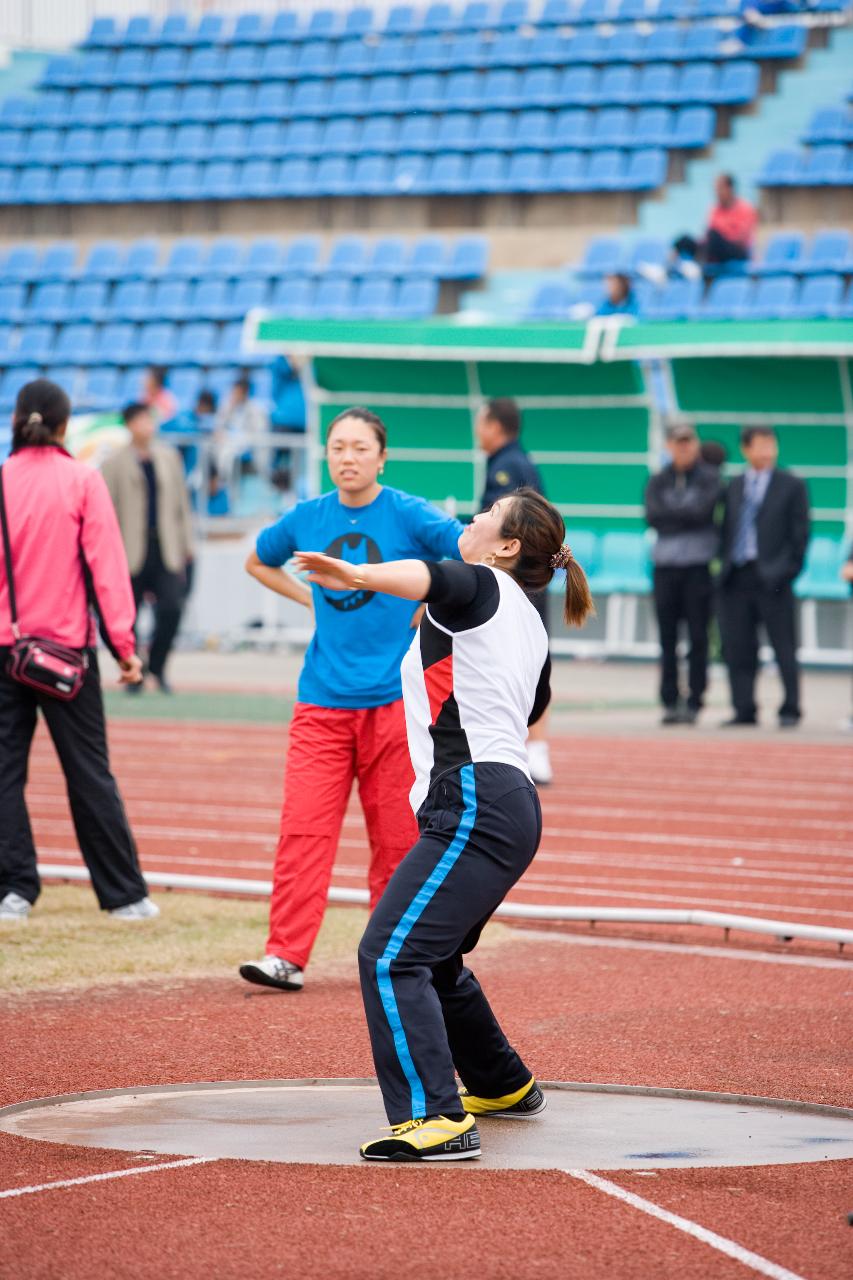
[645,423,723,724]
[101,404,194,693]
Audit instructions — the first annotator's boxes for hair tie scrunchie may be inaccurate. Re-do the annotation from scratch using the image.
[27,412,44,427]
[550,544,573,570]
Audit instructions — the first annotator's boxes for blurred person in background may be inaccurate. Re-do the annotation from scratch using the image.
[717,425,810,727]
[596,272,639,317]
[101,404,194,695]
[142,365,178,425]
[476,397,553,785]
[161,388,218,484]
[841,545,853,732]
[645,423,723,725]
[215,373,269,479]
[700,439,728,470]
[672,174,758,278]
[239,407,463,993]
[0,379,156,923]
[270,356,307,493]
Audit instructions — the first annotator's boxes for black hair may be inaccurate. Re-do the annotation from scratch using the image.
[12,378,71,452]
[740,424,776,448]
[484,397,521,440]
[719,173,736,192]
[326,406,388,451]
[197,389,217,412]
[147,365,169,388]
[607,272,633,302]
[122,402,152,426]
[700,440,728,467]
[498,487,595,628]
[234,375,252,395]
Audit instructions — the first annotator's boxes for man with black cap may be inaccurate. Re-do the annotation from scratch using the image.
[645,422,723,724]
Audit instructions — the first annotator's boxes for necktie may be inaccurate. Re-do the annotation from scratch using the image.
[732,473,760,565]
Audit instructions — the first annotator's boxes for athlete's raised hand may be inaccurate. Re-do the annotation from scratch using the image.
[293,552,362,591]
[293,553,432,602]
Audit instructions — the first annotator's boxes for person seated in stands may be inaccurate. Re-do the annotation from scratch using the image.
[216,374,269,475]
[142,365,179,426]
[161,388,218,491]
[269,356,307,493]
[596,273,639,317]
[672,174,758,278]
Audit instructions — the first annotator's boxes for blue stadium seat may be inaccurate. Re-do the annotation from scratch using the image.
[334,39,375,77]
[166,367,203,412]
[585,150,625,190]
[107,89,143,127]
[345,7,375,37]
[507,151,547,192]
[63,127,99,166]
[326,239,365,277]
[123,15,154,46]
[159,13,192,45]
[802,106,852,146]
[368,75,409,115]
[471,111,512,151]
[126,163,163,201]
[285,119,323,157]
[96,323,137,365]
[542,0,572,20]
[445,236,487,283]
[467,151,506,194]
[591,108,633,149]
[312,276,354,318]
[163,162,202,200]
[53,322,98,364]
[152,280,192,322]
[96,126,134,164]
[321,116,359,154]
[790,274,844,319]
[268,277,314,316]
[642,277,702,321]
[0,367,41,412]
[187,279,229,321]
[224,45,262,83]
[488,32,529,68]
[33,92,70,129]
[315,156,353,196]
[559,68,598,107]
[28,282,67,324]
[759,150,800,187]
[546,150,584,191]
[110,280,152,322]
[13,167,55,204]
[393,277,439,318]
[699,277,751,319]
[278,158,315,197]
[269,12,299,41]
[422,3,458,34]
[245,121,283,160]
[36,242,77,283]
[552,109,592,149]
[41,54,82,89]
[627,238,668,275]
[305,9,341,39]
[296,41,336,79]
[201,161,240,200]
[180,85,218,123]
[422,154,463,197]
[751,231,805,277]
[526,280,572,321]
[12,325,55,365]
[515,109,554,151]
[741,276,797,319]
[607,30,644,64]
[113,49,149,86]
[407,237,446,277]
[351,277,395,318]
[632,108,672,149]
[204,123,246,162]
[598,66,639,107]
[0,129,26,166]
[54,167,91,204]
[797,146,847,186]
[137,322,177,364]
[683,26,720,61]
[81,242,123,281]
[78,367,120,411]
[637,63,677,106]
[362,116,401,155]
[590,533,651,595]
[260,43,297,81]
[405,73,444,113]
[171,123,208,163]
[374,36,413,75]
[518,68,557,109]
[445,71,482,112]
[673,106,715,149]
[174,322,218,365]
[233,13,266,43]
[83,17,118,48]
[202,239,242,278]
[384,5,418,35]
[676,62,715,107]
[23,129,62,166]
[714,60,759,106]
[44,367,81,400]
[392,153,429,193]
[571,31,606,64]
[436,112,476,152]
[149,48,187,85]
[282,238,321,276]
[90,164,127,202]
[0,283,27,323]
[137,124,172,163]
[288,81,326,118]
[218,85,255,122]
[800,229,850,274]
[352,155,392,195]
[368,237,406,276]
[794,537,849,600]
[328,77,369,117]
[646,25,683,62]
[0,97,34,129]
[230,278,270,319]
[576,236,626,279]
[743,26,806,61]
[240,237,282,278]
[121,238,160,279]
[399,114,437,153]
[626,148,667,189]
[186,48,226,83]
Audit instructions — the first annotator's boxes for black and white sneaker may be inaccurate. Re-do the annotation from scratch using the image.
[239,955,304,991]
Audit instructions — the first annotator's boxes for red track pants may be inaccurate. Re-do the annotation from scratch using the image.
[266,700,418,970]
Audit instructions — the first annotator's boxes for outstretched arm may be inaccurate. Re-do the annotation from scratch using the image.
[293,552,431,602]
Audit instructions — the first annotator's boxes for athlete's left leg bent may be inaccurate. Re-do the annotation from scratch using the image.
[359,763,541,1125]
[355,699,418,909]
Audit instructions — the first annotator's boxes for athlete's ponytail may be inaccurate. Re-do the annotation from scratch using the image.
[499,487,595,628]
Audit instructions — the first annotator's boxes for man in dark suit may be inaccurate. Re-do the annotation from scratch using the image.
[717,425,810,727]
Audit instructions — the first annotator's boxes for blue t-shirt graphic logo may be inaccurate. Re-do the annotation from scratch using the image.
[255,486,463,708]
[322,533,382,612]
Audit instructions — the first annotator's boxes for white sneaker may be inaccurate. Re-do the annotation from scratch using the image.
[239,955,304,991]
[109,897,160,920]
[527,740,553,787]
[0,892,31,922]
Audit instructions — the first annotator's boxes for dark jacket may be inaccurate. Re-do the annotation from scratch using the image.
[719,469,810,590]
[644,460,723,566]
[480,440,544,510]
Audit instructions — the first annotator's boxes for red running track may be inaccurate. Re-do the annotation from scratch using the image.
[28,719,853,932]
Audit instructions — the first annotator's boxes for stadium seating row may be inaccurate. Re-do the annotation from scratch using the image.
[0,107,715,169]
[42,25,800,89]
[573,229,853,277]
[0,148,670,203]
[759,145,853,186]
[79,2,764,51]
[802,104,853,145]
[1,63,758,128]
[0,362,274,415]
[528,273,853,320]
[0,235,487,285]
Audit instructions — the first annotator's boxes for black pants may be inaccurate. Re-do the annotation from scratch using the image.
[359,762,542,1125]
[0,649,148,909]
[652,564,713,710]
[718,563,801,721]
[132,534,185,680]
[674,230,749,266]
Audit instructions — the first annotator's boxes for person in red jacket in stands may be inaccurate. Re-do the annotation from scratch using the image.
[671,174,759,277]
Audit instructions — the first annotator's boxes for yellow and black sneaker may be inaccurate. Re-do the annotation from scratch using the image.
[460,1077,547,1119]
[360,1114,481,1162]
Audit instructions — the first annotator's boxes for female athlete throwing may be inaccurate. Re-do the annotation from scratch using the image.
[295,487,594,1162]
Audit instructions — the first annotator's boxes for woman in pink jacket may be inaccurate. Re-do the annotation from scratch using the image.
[0,379,157,923]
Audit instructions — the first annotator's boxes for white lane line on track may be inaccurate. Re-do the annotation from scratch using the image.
[516,929,853,969]
[562,1169,809,1280]
[0,1157,214,1199]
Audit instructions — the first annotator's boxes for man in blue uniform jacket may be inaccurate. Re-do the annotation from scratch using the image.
[475,397,552,786]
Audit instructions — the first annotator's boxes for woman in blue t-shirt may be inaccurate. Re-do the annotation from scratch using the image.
[239,407,463,992]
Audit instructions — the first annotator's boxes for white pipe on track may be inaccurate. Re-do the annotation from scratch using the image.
[38,865,853,950]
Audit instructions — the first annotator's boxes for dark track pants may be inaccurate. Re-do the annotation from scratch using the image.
[0,649,149,910]
[359,762,542,1125]
[132,534,185,680]
[652,564,712,711]
[718,563,800,721]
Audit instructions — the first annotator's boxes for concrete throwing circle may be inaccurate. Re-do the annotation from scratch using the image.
[2,1080,852,1170]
